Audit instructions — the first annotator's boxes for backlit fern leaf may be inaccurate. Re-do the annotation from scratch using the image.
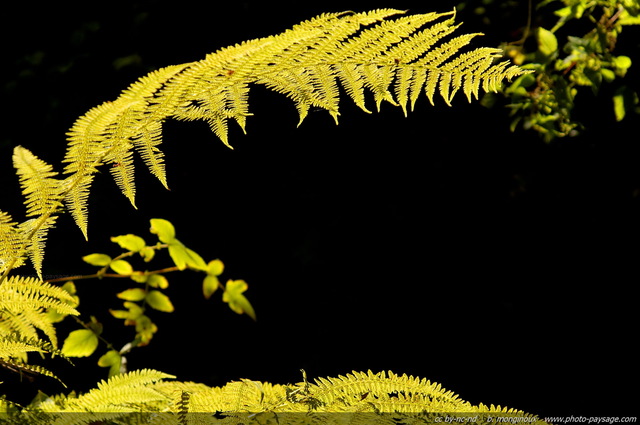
[0,275,79,347]
[32,369,176,425]
[309,370,464,410]
[12,147,63,218]
[54,9,529,237]
[11,147,64,278]
[16,216,58,281]
[0,211,27,278]
[0,333,66,386]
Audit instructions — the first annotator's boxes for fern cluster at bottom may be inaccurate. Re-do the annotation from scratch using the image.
[1,369,549,425]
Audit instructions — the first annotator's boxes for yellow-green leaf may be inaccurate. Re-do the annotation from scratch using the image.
[82,253,111,266]
[150,218,175,243]
[110,259,133,275]
[184,247,207,270]
[134,314,158,345]
[98,350,122,377]
[130,271,148,283]
[203,275,220,299]
[111,234,146,252]
[537,27,557,58]
[222,279,256,320]
[61,329,99,357]
[613,86,639,121]
[148,274,169,289]
[109,309,130,319]
[146,290,174,312]
[207,259,224,276]
[110,301,143,321]
[613,55,632,77]
[168,243,206,271]
[117,288,147,301]
[140,246,155,262]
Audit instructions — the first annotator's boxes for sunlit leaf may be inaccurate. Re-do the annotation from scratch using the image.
[134,315,158,345]
[148,274,169,289]
[613,86,639,121]
[222,279,256,320]
[150,218,175,243]
[145,290,174,312]
[537,27,558,58]
[82,253,111,266]
[130,271,148,283]
[109,309,130,319]
[98,350,123,377]
[117,288,147,301]
[207,259,224,276]
[110,301,144,321]
[61,329,99,357]
[46,281,79,323]
[613,55,632,77]
[168,243,207,271]
[203,275,220,299]
[110,259,134,275]
[111,234,146,252]
[140,246,156,262]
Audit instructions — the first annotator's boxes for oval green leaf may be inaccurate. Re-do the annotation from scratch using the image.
[145,290,174,312]
[148,274,169,289]
[117,288,147,301]
[98,350,122,377]
[82,253,111,266]
[222,280,256,320]
[537,27,558,58]
[207,259,224,276]
[150,218,176,243]
[61,329,99,357]
[111,234,146,252]
[168,243,207,271]
[203,275,220,299]
[110,259,134,275]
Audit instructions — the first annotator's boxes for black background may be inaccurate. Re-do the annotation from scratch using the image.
[1,0,637,418]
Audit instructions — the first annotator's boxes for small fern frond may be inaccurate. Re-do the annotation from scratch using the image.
[16,216,58,280]
[0,211,28,280]
[0,333,66,386]
[61,174,94,241]
[310,370,464,409]
[36,369,175,417]
[12,147,64,218]
[8,147,65,278]
[0,332,64,360]
[0,275,79,347]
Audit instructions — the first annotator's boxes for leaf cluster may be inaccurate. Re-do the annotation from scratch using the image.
[58,218,255,378]
[494,0,639,141]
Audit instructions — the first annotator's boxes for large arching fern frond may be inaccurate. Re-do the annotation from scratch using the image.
[59,8,530,238]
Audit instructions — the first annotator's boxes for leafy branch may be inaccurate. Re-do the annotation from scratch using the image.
[491,0,639,141]
[45,218,255,377]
